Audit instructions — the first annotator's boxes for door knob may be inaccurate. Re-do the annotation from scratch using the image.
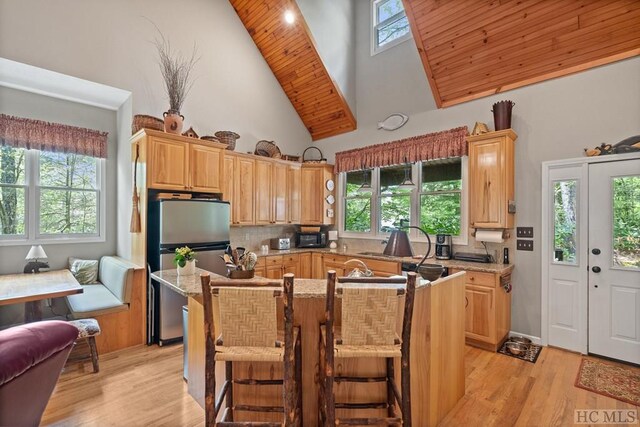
[592,248,601,255]
[592,266,601,273]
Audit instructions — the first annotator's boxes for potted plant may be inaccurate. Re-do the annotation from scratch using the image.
[154,30,199,134]
[174,246,196,276]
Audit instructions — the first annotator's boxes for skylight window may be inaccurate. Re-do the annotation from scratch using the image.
[372,0,412,55]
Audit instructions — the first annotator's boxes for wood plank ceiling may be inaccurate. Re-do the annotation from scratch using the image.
[403,0,640,108]
[229,0,356,141]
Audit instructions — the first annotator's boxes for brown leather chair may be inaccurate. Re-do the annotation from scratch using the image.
[0,320,79,426]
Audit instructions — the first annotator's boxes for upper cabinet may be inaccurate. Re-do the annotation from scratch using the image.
[224,154,255,226]
[300,164,335,226]
[468,129,517,229]
[146,131,225,194]
[288,165,301,225]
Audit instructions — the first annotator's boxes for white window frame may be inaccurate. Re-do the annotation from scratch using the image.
[0,148,106,246]
[371,0,413,56]
[338,158,468,246]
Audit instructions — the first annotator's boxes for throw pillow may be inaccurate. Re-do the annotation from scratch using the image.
[69,257,99,284]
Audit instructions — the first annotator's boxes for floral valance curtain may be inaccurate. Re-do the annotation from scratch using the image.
[0,114,108,158]
[335,126,468,173]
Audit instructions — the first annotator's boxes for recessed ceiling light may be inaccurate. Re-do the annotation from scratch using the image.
[284,10,295,24]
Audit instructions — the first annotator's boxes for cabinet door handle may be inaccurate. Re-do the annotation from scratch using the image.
[465,297,469,308]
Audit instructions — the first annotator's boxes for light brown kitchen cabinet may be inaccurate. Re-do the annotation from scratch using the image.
[282,254,299,276]
[224,154,256,226]
[451,268,512,351]
[299,252,311,279]
[272,163,288,224]
[467,129,517,229]
[300,164,335,225]
[311,253,324,279]
[190,144,223,193]
[147,132,225,193]
[148,137,189,190]
[288,165,301,224]
[255,160,273,225]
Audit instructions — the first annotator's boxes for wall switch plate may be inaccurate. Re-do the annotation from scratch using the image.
[517,227,534,238]
[517,240,534,251]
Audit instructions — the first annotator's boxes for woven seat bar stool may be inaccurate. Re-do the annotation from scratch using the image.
[200,273,302,427]
[319,272,417,426]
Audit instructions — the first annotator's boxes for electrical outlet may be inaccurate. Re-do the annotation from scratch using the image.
[517,239,534,251]
[517,227,534,238]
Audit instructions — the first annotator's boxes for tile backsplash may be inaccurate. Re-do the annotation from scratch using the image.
[229,225,297,251]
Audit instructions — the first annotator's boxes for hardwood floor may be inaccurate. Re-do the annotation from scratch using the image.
[43,344,639,426]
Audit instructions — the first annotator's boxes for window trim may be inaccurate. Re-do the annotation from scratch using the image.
[338,158,468,246]
[371,0,413,56]
[0,148,106,246]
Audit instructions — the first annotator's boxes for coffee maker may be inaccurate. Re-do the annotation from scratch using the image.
[435,234,452,260]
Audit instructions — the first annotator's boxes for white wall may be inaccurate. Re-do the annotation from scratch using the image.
[0,0,313,259]
[297,0,356,113]
[314,0,640,337]
[0,86,118,325]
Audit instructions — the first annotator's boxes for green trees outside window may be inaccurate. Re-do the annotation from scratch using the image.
[342,159,463,238]
[0,147,100,240]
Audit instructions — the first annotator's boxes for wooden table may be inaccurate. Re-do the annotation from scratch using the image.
[153,269,466,426]
[0,270,83,322]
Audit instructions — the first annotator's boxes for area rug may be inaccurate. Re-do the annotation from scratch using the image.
[497,341,542,363]
[575,358,640,406]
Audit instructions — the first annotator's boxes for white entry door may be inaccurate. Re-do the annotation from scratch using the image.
[588,159,640,364]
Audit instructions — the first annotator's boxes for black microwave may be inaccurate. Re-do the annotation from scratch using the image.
[296,232,327,248]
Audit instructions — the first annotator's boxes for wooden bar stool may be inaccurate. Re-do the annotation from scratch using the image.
[319,272,417,426]
[200,273,302,426]
[67,318,101,373]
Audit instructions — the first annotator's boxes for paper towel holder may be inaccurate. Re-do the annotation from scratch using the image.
[471,229,510,240]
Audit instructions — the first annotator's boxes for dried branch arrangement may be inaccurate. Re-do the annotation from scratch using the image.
[153,30,199,113]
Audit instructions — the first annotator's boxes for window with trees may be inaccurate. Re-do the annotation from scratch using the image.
[372,0,411,55]
[341,158,466,242]
[0,147,103,242]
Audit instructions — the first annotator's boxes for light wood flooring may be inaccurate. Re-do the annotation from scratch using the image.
[43,344,639,426]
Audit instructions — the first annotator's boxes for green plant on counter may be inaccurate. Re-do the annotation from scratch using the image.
[174,246,196,268]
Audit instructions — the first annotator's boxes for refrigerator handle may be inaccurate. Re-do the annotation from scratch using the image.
[147,263,155,345]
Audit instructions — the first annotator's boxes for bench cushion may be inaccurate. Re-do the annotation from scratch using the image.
[99,257,135,304]
[66,284,128,318]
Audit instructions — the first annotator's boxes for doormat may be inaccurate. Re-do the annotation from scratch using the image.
[575,358,640,406]
[497,341,542,363]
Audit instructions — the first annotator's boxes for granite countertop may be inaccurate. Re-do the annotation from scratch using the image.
[256,247,514,275]
[151,267,436,299]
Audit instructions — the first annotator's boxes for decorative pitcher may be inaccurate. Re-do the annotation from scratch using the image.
[163,110,184,134]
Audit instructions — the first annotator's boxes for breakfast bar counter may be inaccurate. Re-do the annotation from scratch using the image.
[152,269,467,426]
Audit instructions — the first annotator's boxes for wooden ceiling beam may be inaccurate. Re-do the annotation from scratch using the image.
[229,0,356,140]
[403,0,640,108]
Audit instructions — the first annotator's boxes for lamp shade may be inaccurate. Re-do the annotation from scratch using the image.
[383,229,414,257]
[25,245,47,260]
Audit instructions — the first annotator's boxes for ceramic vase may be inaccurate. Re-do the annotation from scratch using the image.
[163,110,184,134]
[177,260,195,276]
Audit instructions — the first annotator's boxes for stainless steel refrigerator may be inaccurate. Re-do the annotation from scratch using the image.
[147,198,230,346]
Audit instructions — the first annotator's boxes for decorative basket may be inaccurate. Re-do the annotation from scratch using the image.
[254,140,282,159]
[132,115,164,134]
[302,146,327,163]
[214,131,240,151]
[200,135,220,144]
[228,269,255,279]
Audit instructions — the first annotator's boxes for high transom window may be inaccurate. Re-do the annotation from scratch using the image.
[372,0,412,55]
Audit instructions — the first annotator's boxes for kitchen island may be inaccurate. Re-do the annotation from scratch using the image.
[152,268,466,426]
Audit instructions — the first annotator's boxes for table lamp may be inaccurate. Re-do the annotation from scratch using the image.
[24,245,49,274]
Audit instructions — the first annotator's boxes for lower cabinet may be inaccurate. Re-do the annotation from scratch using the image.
[451,268,511,351]
[256,254,306,279]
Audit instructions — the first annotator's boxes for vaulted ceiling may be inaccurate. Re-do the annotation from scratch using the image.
[403,0,640,107]
[229,0,356,141]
